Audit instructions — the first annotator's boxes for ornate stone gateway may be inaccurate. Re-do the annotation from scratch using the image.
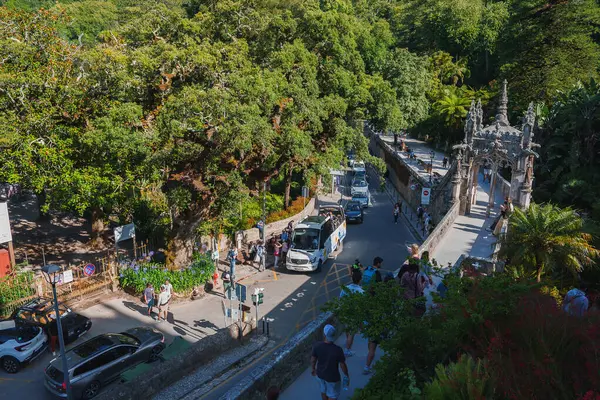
[451,80,539,216]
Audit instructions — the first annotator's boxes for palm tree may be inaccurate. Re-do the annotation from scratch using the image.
[497,203,598,282]
[433,93,472,128]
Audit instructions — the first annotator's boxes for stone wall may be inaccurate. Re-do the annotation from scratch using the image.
[419,201,460,259]
[495,172,511,199]
[200,198,316,250]
[241,198,316,244]
[95,321,256,400]
[370,134,453,224]
[219,312,335,400]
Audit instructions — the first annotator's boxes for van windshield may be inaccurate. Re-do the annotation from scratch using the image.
[291,228,320,251]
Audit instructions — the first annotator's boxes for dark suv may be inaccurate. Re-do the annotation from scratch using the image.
[10,298,91,345]
[44,327,165,399]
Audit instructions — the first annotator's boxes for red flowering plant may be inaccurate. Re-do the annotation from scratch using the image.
[469,290,600,399]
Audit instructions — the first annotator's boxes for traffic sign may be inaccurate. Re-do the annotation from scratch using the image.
[235,284,247,302]
[83,264,96,276]
[421,188,431,205]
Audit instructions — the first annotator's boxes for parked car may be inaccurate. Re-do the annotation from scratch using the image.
[352,191,370,208]
[344,201,364,223]
[44,327,165,399]
[0,320,47,373]
[350,178,369,195]
[10,298,92,345]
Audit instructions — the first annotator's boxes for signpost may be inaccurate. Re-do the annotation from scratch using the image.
[421,188,431,205]
[302,186,309,209]
[114,223,136,258]
[251,288,265,336]
[58,270,74,286]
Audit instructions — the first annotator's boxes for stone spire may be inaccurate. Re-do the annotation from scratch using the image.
[475,99,483,132]
[495,79,509,126]
[464,99,476,144]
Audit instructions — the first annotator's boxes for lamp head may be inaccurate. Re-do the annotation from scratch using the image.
[41,264,61,284]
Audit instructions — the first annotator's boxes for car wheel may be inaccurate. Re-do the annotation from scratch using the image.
[316,261,323,273]
[2,356,21,373]
[83,381,101,399]
[149,344,165,362]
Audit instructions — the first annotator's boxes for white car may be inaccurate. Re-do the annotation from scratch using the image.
[0,320,47,373]
[352,161,366,173]
[351,178,369,195]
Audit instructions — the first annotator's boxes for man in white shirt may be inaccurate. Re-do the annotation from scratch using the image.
[339,270,365,357]
[156,285,170,322]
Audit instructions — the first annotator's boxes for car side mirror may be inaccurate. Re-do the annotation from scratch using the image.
[67,308,72,313]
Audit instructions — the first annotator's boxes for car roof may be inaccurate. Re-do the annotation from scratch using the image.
[53,333,135,370]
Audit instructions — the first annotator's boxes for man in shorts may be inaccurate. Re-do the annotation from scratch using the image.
[156,285,169,322]
[311,324,349,400]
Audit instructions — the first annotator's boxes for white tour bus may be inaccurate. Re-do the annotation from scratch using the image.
[286,205,347,272]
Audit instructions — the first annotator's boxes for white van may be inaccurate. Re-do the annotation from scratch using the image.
[286,206,347,272]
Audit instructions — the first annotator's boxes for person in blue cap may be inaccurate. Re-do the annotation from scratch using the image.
[311,324,349,399]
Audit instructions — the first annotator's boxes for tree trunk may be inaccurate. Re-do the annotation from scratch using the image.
[91,207,105,249]
[536,262,543,282]
[284,165,293,210]
[36,189,50,221]
[168,219,202,269]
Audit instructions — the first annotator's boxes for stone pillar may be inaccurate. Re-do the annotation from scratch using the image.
[486,163,499,217]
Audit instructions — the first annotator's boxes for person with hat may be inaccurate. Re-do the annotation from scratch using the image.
[311,324,349,400]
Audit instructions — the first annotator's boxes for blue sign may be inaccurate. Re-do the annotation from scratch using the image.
[235,284,247,302]
[83,264,96,276]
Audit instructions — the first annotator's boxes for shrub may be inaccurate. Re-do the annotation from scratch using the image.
[266,196,308,224]
[424,355,494,399]
[119,254,214,295]
[0,272,36,306]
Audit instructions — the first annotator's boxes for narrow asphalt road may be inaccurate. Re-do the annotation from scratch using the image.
[193,175,416,400]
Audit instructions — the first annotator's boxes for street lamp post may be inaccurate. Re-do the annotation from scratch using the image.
[41,264,72,400]
[260,181,266,272]
[429,150,435,184]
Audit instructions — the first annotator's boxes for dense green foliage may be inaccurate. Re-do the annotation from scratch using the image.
[118,254,214,294]
[328,271,600,399]
[498,203,598,282]
[0,271,35,306]
[2,0,600,261]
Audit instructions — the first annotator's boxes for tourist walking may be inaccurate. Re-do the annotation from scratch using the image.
[144,283,155,317]
[393,203,400,224]
[362,256,383,288]
[339,270,364,357]
[47,313,59,356]
[349,259,363,276]
[400,263,425,300]
[228,245,238,278]
[311,324,349,400]
[273,240,282,268]
[563,286,589,317]
[442,157,448,168]
[256,241,265,271]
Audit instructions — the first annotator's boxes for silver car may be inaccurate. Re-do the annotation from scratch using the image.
[44,327,164,399]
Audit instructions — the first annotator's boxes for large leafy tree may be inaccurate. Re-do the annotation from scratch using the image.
[498,203,598,282]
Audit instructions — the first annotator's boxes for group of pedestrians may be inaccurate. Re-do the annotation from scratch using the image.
[143,279,179,322]
[311,247,441,400]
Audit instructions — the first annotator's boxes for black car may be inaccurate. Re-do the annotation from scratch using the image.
[10,298,92,345]
[44,327,165,399]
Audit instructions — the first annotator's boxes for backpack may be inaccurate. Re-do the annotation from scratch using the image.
[363,266,377,285]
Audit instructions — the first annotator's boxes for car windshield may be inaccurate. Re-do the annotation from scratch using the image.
[353,180,367,187]
[73,335,114,358]
[291,228,320,251]
[346,204,361,211]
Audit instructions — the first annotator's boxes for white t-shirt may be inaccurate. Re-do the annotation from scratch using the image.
[164,283,174,300]
[339,283,365,298]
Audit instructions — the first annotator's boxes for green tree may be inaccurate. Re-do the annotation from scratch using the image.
[498,203,598,282]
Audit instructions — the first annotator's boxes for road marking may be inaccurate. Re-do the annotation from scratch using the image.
[272,267,278,281]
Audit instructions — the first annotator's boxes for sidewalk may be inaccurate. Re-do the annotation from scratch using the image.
[431,172,505,267]
[280,333,383,400]
[379,135,451,181]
